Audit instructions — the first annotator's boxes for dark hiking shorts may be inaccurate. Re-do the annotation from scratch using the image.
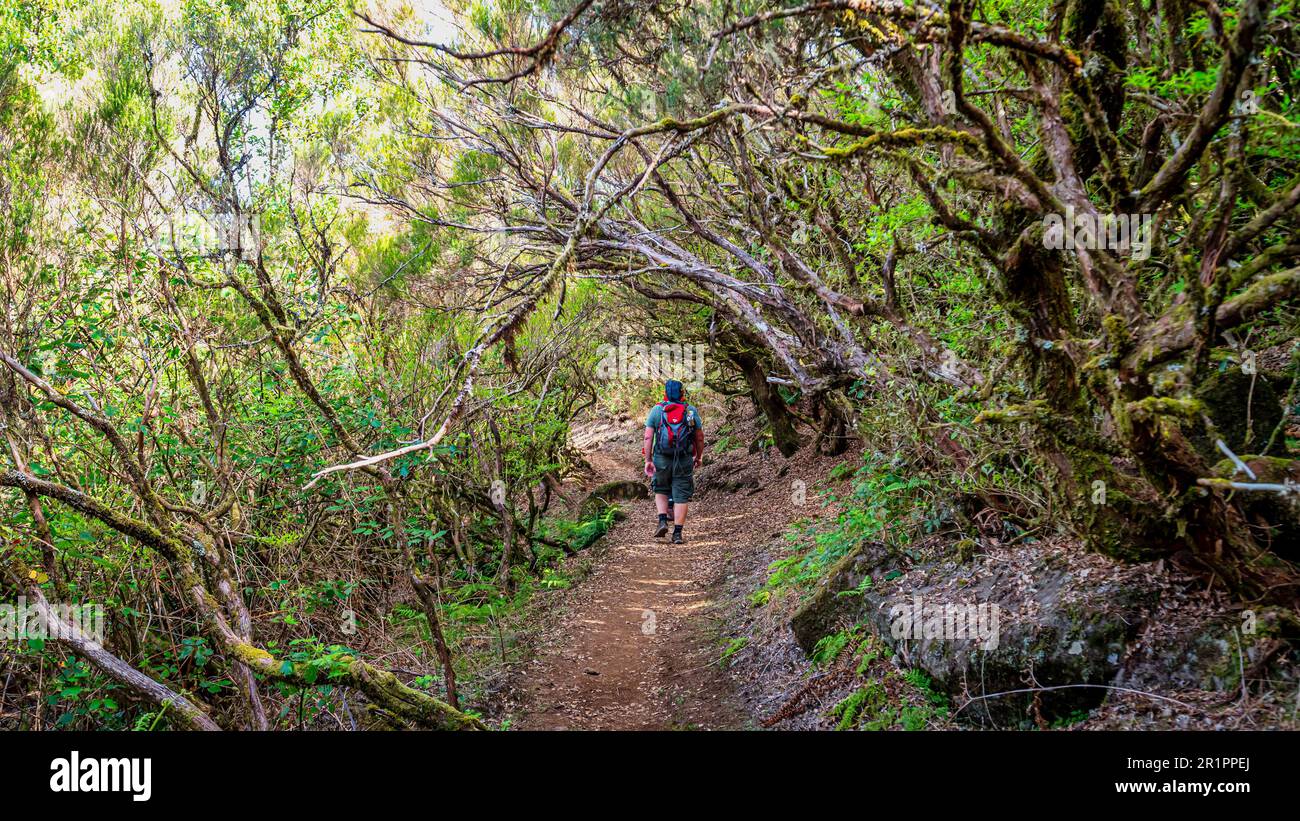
[651,452,695,503]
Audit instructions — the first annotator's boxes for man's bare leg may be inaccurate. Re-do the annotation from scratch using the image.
[674,502,688,526]
[655,493,669,515]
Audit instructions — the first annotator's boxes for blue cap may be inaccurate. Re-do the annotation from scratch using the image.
[664,379,683,401]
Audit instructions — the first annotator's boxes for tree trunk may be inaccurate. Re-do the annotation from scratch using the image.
[729,346,803,457]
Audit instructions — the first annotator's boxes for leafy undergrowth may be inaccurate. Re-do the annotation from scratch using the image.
[818,629,954,731]
[747,622,956,731]
[553,504,623,553]
[762,461,924,597]
[394,505,625,717]
[758,415,1042,606]
[708,445,969,730]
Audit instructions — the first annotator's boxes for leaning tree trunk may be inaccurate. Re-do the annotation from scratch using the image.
[727,345,803,457]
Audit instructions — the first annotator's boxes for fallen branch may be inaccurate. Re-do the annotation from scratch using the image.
[0,559,220,730]
[1197,478,1300,496]
[2,470,483,730]
[954,683,1193,717]
[1216,438,1259,480]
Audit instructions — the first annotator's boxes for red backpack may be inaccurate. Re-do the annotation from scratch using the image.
[654,400,695,456]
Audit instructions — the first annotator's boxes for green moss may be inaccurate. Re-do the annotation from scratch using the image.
[1192,368,1285,457]
[819,127,981,161]
[1125,396,1202,423]
[232,643,275,668]
[973,401,1050,425]
[954,538,977,563]
[1209,455,1298,481]
[1227,268,1300,319]
[1101,313,1131,350]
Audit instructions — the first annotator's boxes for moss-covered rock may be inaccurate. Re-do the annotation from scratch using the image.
[789,539,1161,727]
[1190,367,1285,460]
[790,540,894,652]
[578,479,648,518]
[1210,456,1300,561]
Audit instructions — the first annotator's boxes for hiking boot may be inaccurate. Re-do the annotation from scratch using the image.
[654,520,669,538]
[671,530,685,544]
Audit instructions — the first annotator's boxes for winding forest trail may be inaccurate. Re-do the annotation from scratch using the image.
[505,421,777,730]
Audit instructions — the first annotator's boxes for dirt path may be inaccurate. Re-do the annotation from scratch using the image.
[505,423,765,730]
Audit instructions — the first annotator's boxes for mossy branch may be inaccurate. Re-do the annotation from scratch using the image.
[1,470,485,730]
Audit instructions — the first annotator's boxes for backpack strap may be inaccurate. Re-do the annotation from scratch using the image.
[651,401,667,455]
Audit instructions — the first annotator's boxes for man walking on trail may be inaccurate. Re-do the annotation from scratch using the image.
[643,379,704,544]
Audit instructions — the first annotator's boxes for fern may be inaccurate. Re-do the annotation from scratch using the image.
[811,628,854,667]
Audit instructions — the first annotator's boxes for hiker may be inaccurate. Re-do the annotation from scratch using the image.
[643,379,704,543]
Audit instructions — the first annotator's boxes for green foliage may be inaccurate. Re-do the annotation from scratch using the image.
[547,503,621,553]
[825,648,951,730]
[46,657,125,729]
[764,456,929,596]
[711,430,741,454]
[1051,709,1093,729]
[811,626,858,668]
[718,636,748,667]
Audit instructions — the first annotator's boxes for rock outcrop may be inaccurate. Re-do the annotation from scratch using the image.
[792,538,1161,726]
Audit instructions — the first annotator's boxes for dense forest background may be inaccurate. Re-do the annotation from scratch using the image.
[0,0,1297,730]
